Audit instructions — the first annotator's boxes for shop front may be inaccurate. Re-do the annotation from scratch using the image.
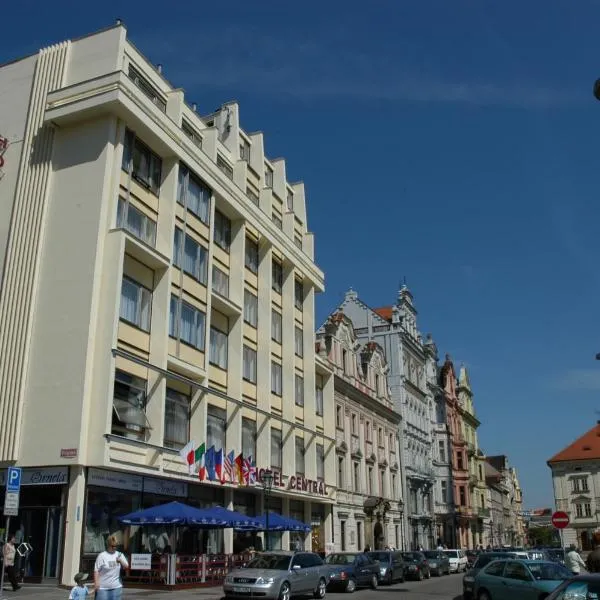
[0,466,69,582]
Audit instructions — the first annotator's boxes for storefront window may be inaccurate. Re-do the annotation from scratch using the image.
[311,505,326,555]
[289,500,306,551]
[233,491,258,552]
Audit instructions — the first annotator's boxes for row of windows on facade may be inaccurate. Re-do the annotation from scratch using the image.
[335,406,396,450]
[121,277,321,411]
[572,476,589,493]
[335,454,398,498]
[121,129,299,243]
[113,369,325,474]
[337,347,384,397]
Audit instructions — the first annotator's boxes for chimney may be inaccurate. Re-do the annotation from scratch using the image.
[192,103,197,112]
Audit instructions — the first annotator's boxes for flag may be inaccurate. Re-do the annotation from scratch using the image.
[179,440,196,474]
[215,448,224,483]
[206,446,216,481]
[249,458,257,485]
[243,455,254,485]
[224,450,234,484]
[195,443,206,481]
[234,453,244,485]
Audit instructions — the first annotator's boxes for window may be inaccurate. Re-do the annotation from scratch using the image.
[459,486,466,506]
[380,469,385,496]
[392,474,397,495]
[272,259,283,293]
[315,384,324,416]
[271,309,282,343]
[212,266,230,297]
[247,186,259,205]
[478,464,483,480]
[265,165,273,188]
[294,234,302,250]
[169,295,206,350]
[244,290,258,327]
[117,197,157,246]
[245,237,259,273]
[375,373,380,395]
[351,414,357,434]
[378,427,383,446]
[441,481,448,504]
[336,405,342,428]
[353,462,360,491]
[337,456,345,488]
[357,522,363,552]
[243,345,257,383]
[457,451,464,470]
[484,562,506,577]
[316,444,325,480]
[410,489,418,513]
[295,437,305,474]
[173,228,208,284]
[182,120,202,150]
[342,349,348,373]
[340,520,346,551]
[365,421,371,441]
[271,361,282,395]
[164,388,190,449]
[389,433,394,451]
[214,210,231,251]
[127,66,166,112]
[294,278,304,310]
[216,154,233,180]
[504,562,530,582]
[438,440,446,463]
[242,418,257,458]
[272,213,283,230]
[178,164,210,223]
[240,139,251,162]
[295,375,304,407]
[368,466,373,495]
[112,370,148,437]
[120,277,152,331]
[207,405,226,450]
[576,504,583,518]
[294,327,304,357]
[585,503,592,517]
[122,129,162,194]
[271,428,282,469]
[573,477,589,492]
[287,189,294,211]
[209,326,228,368]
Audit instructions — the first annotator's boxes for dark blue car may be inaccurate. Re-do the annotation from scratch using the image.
[324,552,380,593]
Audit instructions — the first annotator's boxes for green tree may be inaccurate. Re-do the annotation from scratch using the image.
[527,526,557,547]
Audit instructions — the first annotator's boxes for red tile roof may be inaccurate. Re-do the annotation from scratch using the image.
[374,306,393,322]
[547,423,600,463]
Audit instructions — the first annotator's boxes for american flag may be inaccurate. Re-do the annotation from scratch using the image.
[224,450,234,484]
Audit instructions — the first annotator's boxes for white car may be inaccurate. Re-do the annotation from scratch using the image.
[443,549,468,573]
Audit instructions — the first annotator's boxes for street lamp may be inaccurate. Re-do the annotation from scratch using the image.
[262,469,274,551]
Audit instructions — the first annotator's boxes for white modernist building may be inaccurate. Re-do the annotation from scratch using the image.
[0,24,335,585]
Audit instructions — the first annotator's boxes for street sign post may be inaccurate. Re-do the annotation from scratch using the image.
[551,510,570,565]
[1,467,22,598]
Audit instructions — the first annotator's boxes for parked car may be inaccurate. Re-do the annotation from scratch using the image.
[546,549,566,565]
[473,559,572,600]
[527,549,550,561]
[545,574,600,599]
[401,551,430,581]
[223,551,330,600]
[462,552,518,599]
[423,551,450,576]
[444,549,468,573]
[366,550,405,584]
[324,552,380,592]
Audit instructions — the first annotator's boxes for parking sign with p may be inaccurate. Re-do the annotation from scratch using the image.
[7,467,22,493]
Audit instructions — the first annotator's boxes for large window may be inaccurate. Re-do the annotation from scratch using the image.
[169,295,206,350]
[315,384,324,416]
[271,361,282,396]
[178,164,210,223]
[120,277,152,331]
[244,291,258,327]
[353,462,360,491]
[441,480,448,504]
[112,370,148,439]
[337,456,344,488]
[173,228,208,284]
[294,278,304,310]
[271,428,282,469]
[438,440,446,463]
[459,486,466,506]
[245,237,259,273]
[271,309,282,343]
[122,129,162,195]
[316,444,325,480]
[214,210,231,251]
[457,451,464,470]
[242,418,257,458]
[212,266,230,297]
[209,327,228,369]
[295,375,304,407]
[164,388,190,449]
[272,259,283,293]
[117,197,157,246]
[243,346,257,383]
[295,437,305,475]
[207,405,226,450]
[294,327,303,357]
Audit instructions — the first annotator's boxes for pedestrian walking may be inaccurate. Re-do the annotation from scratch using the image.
[587,533,600,573]
[93,535,129,599]
[69,572,90,599]
[565,544,586,575]
[2,534,21,591]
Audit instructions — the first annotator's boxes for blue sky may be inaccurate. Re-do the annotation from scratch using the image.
[5,0,600,508]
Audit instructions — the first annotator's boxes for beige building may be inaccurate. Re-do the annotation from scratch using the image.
[0,24,335,585]
[316,311,403,552]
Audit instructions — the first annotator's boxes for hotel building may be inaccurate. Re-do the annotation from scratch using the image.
[0,23,334,585]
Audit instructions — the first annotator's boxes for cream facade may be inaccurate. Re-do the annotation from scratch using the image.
[0,24,334,585]
[316,312,403,552]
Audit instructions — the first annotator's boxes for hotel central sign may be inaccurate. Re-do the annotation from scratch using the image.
[256,468,328,496]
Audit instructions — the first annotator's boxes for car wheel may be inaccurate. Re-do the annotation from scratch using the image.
[345,578,357,593]
[370,574,378,590]
[478,590,491,600]
[314,578,327,599]
[279,582,291,600]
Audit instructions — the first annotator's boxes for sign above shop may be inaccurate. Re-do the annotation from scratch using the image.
[0,467,68,487]
[60,448,78,459]
[256,469,328,496]
[143,476,187,498]
[88,468,143,492]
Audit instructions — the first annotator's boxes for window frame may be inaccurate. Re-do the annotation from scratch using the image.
[119,276,152,332]
[209,326,229,369]
[271,361,283,396]
[295,374,304,407]
[295,436,305,475]
[169,294,206,351]
[243,290,258,328]
[214,210,232,251]
[271,309,283,343]
[212,265,230,297]
[294,326,304,357]
[164,387,191,450]
[173,228,208,285]
[243,345,257,384]
[294,278,304,310]
[245,237,259,273]
[272,259,283,294]
[177,163,211,224]
[122,129,162,195]
[117,197,157,247]
[271,428,283,469]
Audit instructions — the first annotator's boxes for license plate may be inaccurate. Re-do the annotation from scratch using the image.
[235,587,251,593]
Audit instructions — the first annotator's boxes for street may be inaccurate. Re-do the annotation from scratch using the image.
[2,573,464,600]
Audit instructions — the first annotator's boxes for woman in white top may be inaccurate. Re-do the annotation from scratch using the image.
[94,535,129,600]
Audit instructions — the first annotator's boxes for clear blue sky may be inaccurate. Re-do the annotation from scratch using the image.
[5,0,600,509]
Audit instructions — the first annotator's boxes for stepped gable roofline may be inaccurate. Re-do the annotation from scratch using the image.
[336,288,393,327]
[547,422,600,464]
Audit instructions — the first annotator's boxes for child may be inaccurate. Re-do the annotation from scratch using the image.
[69,572,90,599]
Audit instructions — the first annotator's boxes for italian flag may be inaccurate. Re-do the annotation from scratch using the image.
[195,443,207,481]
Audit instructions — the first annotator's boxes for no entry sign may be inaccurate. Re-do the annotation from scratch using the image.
[552,511,570,529]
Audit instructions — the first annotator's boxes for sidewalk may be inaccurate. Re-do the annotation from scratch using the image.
[0,583,225,599]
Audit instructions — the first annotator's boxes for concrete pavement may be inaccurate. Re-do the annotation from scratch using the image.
[0,571,464,599]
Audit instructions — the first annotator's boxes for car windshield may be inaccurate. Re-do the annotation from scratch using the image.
[367,552,390,562]
[402,552,420,562]
[424,551,440,558]
[246,555,291,570]
[444,551,459,558]
[527,562,571,581]
[325,554,357,565]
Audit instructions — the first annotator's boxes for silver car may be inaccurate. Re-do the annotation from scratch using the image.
[224,551,329,600]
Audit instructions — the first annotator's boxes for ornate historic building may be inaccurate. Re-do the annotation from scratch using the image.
[316,311,403,551]
[339,286,435,550]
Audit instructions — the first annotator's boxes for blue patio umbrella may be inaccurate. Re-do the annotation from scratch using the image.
[235,512,311,532]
